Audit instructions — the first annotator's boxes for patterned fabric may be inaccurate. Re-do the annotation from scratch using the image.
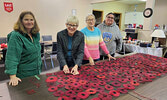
[81,27,109,60]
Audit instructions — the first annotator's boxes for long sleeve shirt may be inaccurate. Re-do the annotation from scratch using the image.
[5,31,42,79]
[97,22,122,55]
[81,27,109,60]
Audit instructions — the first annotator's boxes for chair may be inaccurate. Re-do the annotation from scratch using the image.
[42,35,52,52]
[2,48,7,62]
[50,42,57,68]
[0,37,7,44]
[42,35,52,42]
[40,43,47,69]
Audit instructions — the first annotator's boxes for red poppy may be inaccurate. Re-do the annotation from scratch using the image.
[130,81,140,86]
[48,86,58,92]
[65,90,76,96]
[91,83,99,87]
[95,86,105,92]
[111,81,121,87]
[45,76,58,83]
[105,84,114,91]
[58,96,69,100]
[123,84,135,90]
[46,73,53,76]
[97,75,106,79]
[118,78,127,83]
[53,90,64,97]
[98,81,106,86]
[117,88,128,94]
[86,88,97,94]
[77,92,89,99]
[91,97,100,100]
[72,82,81,88]
[57,84,64,88]
[69,95,80,100]
[79,80,87,85]
[98,92,112,99]
[73,87,83,93]
[83,84,91,89]
[109,90,120,97]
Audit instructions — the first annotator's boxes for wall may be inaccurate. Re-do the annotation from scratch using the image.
[92,2,145,30]
[0,0,92,41]
[152,0,167,29]
[92,1,129,30]
[128,3,145,12]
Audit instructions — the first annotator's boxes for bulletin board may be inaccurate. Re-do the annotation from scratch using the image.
[125,12,144,25]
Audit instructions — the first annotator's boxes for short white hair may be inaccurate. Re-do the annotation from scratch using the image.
[85,14,95,21]
[66,15,79,25]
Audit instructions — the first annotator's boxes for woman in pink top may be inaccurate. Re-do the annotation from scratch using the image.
[81,14,116,65]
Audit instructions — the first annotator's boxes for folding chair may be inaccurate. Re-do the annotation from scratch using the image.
[50,42,57,68]
[40,43,47,69]
[42,35,52,52]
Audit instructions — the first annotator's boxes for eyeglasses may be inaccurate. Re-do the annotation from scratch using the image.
[86,19,95,22]
[67,24,78,28]
[107,16,114,19]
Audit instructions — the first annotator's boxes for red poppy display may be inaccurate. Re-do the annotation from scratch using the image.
[45,53,167,99]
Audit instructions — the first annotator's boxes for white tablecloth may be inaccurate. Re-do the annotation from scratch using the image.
[124,43,163,57]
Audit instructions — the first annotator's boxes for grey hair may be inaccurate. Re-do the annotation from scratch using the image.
[85,14,96,21]
[66,15,79,25]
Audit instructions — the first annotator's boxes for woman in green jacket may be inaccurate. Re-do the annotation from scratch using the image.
[5,11,42,86]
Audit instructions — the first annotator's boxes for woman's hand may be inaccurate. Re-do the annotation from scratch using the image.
[9,75,22,86]
[107,54,116,61]
[71,65,79,75]
[89,57,95,65]
[63,65,70,74]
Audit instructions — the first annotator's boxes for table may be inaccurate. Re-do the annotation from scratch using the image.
[1,53,167,100]
[124,43,163,57]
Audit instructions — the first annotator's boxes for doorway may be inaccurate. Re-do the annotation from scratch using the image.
[113,12,122,30]
[93,10,103,27]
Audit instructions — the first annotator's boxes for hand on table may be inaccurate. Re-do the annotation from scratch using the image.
[89,57,95,65]
[9,75,22,86]
[71,65,79,75]
[107,54,116,61]
[63,65,70,74]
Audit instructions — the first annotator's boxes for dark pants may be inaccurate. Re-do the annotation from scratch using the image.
[100,53,115,60]
[82,58,100,65]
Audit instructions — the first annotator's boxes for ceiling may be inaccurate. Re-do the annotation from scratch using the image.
[91,0,146,5]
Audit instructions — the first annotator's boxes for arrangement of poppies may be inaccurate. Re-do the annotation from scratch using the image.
[45,53,167,100]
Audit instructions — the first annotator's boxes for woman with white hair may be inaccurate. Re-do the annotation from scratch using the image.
[81,14,115,65]
[57,15,84,75]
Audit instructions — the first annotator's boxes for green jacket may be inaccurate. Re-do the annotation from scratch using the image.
[5,31,42,79]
